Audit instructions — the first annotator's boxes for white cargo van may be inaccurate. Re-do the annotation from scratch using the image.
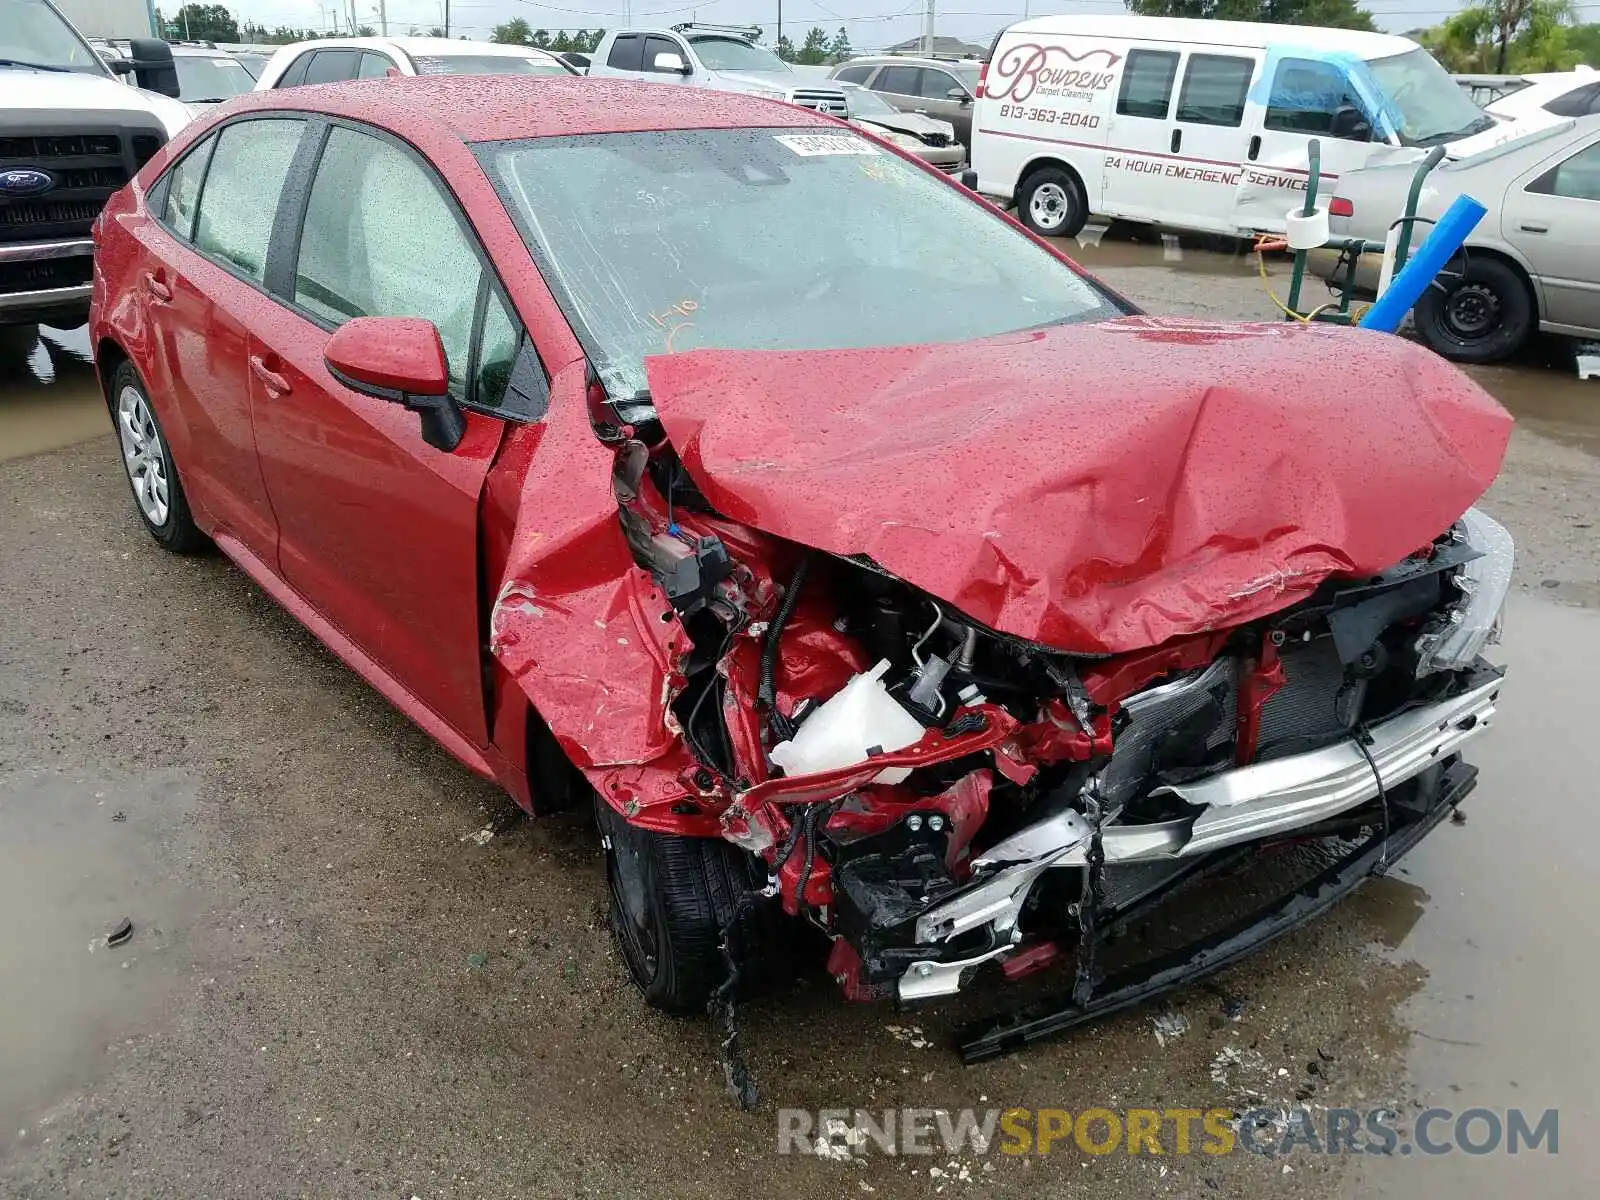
[972,15,1499,238]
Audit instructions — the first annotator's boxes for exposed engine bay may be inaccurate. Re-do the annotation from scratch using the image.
[603,417,1512,1031]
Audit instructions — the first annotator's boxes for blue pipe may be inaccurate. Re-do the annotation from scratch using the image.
[1358,193,1487,334]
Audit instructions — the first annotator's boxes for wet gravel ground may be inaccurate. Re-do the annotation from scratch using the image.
[2,241,1597,1198]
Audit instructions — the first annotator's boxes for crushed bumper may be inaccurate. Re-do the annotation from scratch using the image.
[910,668,1500,964]
[957,757,1478,1061]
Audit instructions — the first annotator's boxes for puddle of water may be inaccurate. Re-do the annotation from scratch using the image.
[0,325,108,463]
[1051,222,1265,277]
[1348,596,1600,1196]
[1466,359,1600,460]
[0,769,203,1150]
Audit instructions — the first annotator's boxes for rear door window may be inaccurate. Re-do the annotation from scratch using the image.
[191,118,305,282]
[1532,140,1600,201]
[1176,54,1254,127]
[303,49,359,84]
[876,65,924,97]
[1543,83,1600,118]
[606,34,643,71]
[159,135,216,241]
[276,52,313,87]
[356,51,393,78]
[1117,49,1179,119]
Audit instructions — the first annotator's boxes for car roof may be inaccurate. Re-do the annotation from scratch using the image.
[267,36,564,59]
[1006,14,1416,57]
[839,56,981,67]
[224,75,835,142]
[1487,70,1599,114]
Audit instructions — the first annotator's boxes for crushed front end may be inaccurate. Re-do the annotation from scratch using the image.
[488,319,1515,1052]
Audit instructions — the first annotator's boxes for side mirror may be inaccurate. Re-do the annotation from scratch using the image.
[324,316,465,452]
[946,86,971,105]
[1331,104,1373,143]
[125,38,180,98]
[652,51,690,75]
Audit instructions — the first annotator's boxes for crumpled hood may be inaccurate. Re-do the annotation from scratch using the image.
[645,316,1512,655]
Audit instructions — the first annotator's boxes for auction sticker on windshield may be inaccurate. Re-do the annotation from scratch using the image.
[773,133,881,157]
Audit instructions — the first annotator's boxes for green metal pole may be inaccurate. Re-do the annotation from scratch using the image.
[1285,138,1321,319]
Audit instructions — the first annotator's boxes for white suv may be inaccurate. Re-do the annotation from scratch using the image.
[588,24,847,116]
[253,36,577,90]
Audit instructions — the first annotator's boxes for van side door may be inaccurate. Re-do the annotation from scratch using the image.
[1164,50,1258,232]
[1100,45,1183,222]
[1237,55,1379,233]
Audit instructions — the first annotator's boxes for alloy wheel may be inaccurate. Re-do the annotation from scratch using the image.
[117,385,170,527]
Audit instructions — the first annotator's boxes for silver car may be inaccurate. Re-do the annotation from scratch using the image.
[840,82,966,174]
[829,56,980,147]
[1317,114,1600,363]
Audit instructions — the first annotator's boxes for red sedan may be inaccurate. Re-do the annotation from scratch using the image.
[91,76,1514,1057]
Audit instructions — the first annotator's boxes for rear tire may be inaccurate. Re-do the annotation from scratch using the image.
[109,360,208,554]
[597,800,777,1015]
[1016,165,1088,239]
[1413,256,1534,364]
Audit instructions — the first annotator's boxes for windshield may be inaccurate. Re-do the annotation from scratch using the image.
[1366,49,1496,147]
[479,127,1122,398]
[841,83,898,118]
[412,53,571,76]
[0,0,110,75]
[174,54,255,102]
[687,36,789,74]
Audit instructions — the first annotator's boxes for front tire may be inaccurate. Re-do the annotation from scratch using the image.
[1413,256,1534,364]
[110,361,207,554]
[1016,166,1088,238]
[597,800,772,1015]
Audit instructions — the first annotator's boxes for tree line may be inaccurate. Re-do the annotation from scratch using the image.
[1127,0,1597,71]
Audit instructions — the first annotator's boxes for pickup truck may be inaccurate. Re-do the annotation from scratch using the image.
[588,23,848,117]
[2,0,189,329]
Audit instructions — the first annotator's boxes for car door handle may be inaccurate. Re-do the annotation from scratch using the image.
[1519,222,1549,234]
[249,354,290,396]
[1247,134,1261,161]
[1170,128,1183,153]
[142,271,171,302]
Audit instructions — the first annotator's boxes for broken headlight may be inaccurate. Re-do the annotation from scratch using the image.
[1415,507,1514,677]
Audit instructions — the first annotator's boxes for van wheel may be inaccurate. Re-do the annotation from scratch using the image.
[1017,166,1087,238]
[596,800,780,1015]
[1413,256,1534,364]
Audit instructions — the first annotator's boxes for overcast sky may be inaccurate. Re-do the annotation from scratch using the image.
[227,0,1593,48]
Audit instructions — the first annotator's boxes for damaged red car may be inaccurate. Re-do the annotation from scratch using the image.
[90,77,1514,1061]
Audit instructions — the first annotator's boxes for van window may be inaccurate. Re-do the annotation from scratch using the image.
[1116,49,1178,119]
[1177,55,1253,127]
[1265,58,1362,135]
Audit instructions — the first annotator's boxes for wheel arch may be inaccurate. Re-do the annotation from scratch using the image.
[94,336,131,413]
[1463,244,1543,319]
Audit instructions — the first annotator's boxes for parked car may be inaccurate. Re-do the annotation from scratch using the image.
[252,36,577,89]
[1316,115,1600,363]
[971,14,1497,239]
[229,49,271,79]
[829,54,981,148]
[840,81,965,173]
[89,76,1512,1044]
[589,23,848,115]
[168,44,257,108]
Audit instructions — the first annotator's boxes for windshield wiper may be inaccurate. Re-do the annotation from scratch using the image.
[0,58,74,73]
[1411,114,1496,147]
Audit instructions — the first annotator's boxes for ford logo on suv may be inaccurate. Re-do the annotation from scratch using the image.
[0,168,56,196]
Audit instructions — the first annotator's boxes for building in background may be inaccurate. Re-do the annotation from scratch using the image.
[52,0,155,38]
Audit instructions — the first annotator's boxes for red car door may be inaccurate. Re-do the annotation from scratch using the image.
[129,119,307,558]
[246,123,519,749]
